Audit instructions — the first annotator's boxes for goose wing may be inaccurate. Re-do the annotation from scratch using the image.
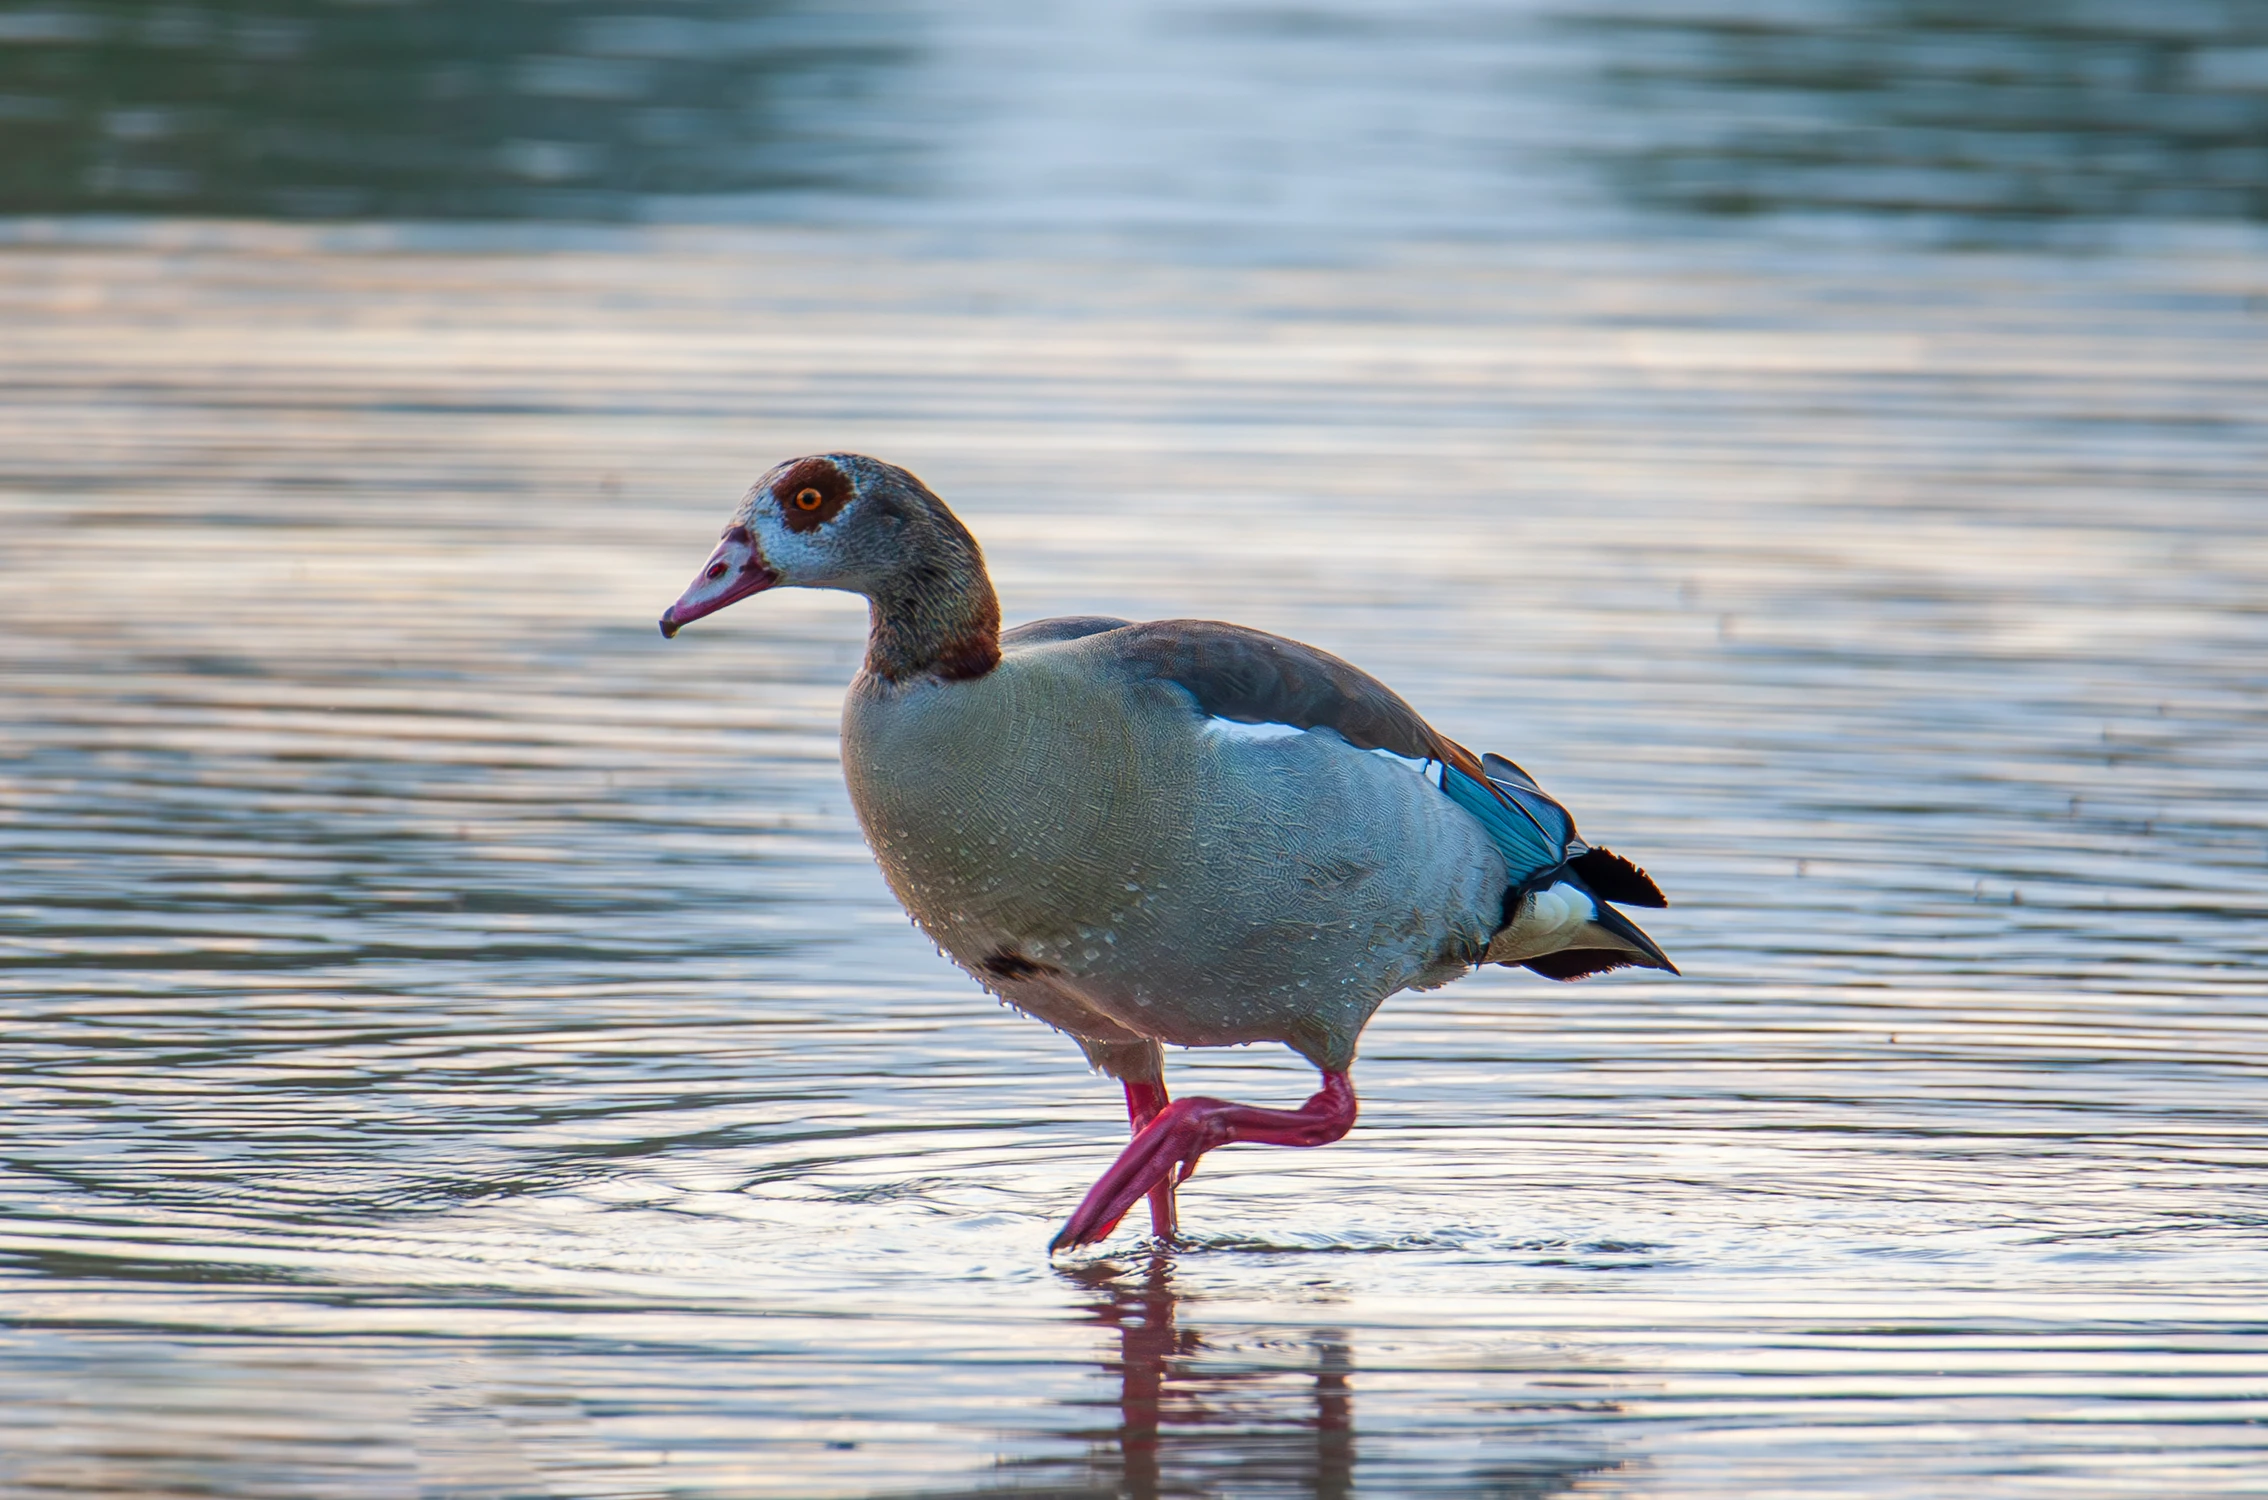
[1095,619,1662,913]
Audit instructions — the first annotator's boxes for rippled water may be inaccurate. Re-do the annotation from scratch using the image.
[2,232,2266,1495]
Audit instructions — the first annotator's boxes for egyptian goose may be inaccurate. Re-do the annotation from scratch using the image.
[659,455,1674,1251]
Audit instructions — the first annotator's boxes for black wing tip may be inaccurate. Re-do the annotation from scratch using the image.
[1587,900,1678,975]
[1569,847,1668,908]
[1518,947,1680,981]
[1520,949,1640,981]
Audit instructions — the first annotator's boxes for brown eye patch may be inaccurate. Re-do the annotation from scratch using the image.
[772,458,852,532]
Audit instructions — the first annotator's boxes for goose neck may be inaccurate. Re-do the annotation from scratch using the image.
[864,562,1001,684]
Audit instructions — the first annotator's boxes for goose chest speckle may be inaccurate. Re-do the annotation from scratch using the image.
[659,453,1675,1252]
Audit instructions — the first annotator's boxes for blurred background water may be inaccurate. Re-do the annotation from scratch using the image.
[2,3,2266,1497]
[6,0,2268,243]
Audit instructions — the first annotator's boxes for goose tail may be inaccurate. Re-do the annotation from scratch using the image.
[1462,753,1676,982]
[1541,896,1677,975]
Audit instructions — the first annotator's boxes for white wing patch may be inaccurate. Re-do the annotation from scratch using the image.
[1369,745,1445,789]
[1202,721,1447,791]
[1202,716,1308,743]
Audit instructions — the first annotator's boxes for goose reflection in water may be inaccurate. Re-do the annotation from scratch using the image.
[924,1255,1616,1500]
[1067,1257,1353,1500]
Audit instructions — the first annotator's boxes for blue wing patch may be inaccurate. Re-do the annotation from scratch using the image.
[1480,752,1579,851]
[1441,758,1578,887]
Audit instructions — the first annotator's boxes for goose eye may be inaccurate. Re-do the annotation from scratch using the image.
[706,561,728,580]
[795,487,824,512]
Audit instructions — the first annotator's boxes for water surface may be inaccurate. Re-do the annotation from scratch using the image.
[7,0,2268,244]
[1,232,2264,1494]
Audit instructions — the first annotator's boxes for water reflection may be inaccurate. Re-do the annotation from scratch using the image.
[932,1257,1614,1500]
[1069,1257,1357,1500]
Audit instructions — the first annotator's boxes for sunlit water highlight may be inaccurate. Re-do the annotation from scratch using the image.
[1,232,2265,1495]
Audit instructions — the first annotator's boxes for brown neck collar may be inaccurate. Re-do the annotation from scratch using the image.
[863,561,1001,684]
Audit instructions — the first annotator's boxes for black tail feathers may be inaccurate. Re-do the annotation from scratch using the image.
[1568,847,1667,908]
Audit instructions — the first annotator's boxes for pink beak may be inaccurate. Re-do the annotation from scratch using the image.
[659,525,778,638]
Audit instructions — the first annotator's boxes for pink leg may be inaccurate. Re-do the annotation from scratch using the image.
[1054,1071,1357,1252]
[1122,1078,1178,1241]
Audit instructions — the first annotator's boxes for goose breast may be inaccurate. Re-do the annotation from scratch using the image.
[841,631,1506,1069]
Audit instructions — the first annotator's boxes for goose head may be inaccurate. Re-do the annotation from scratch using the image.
[659,453,1001,682]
